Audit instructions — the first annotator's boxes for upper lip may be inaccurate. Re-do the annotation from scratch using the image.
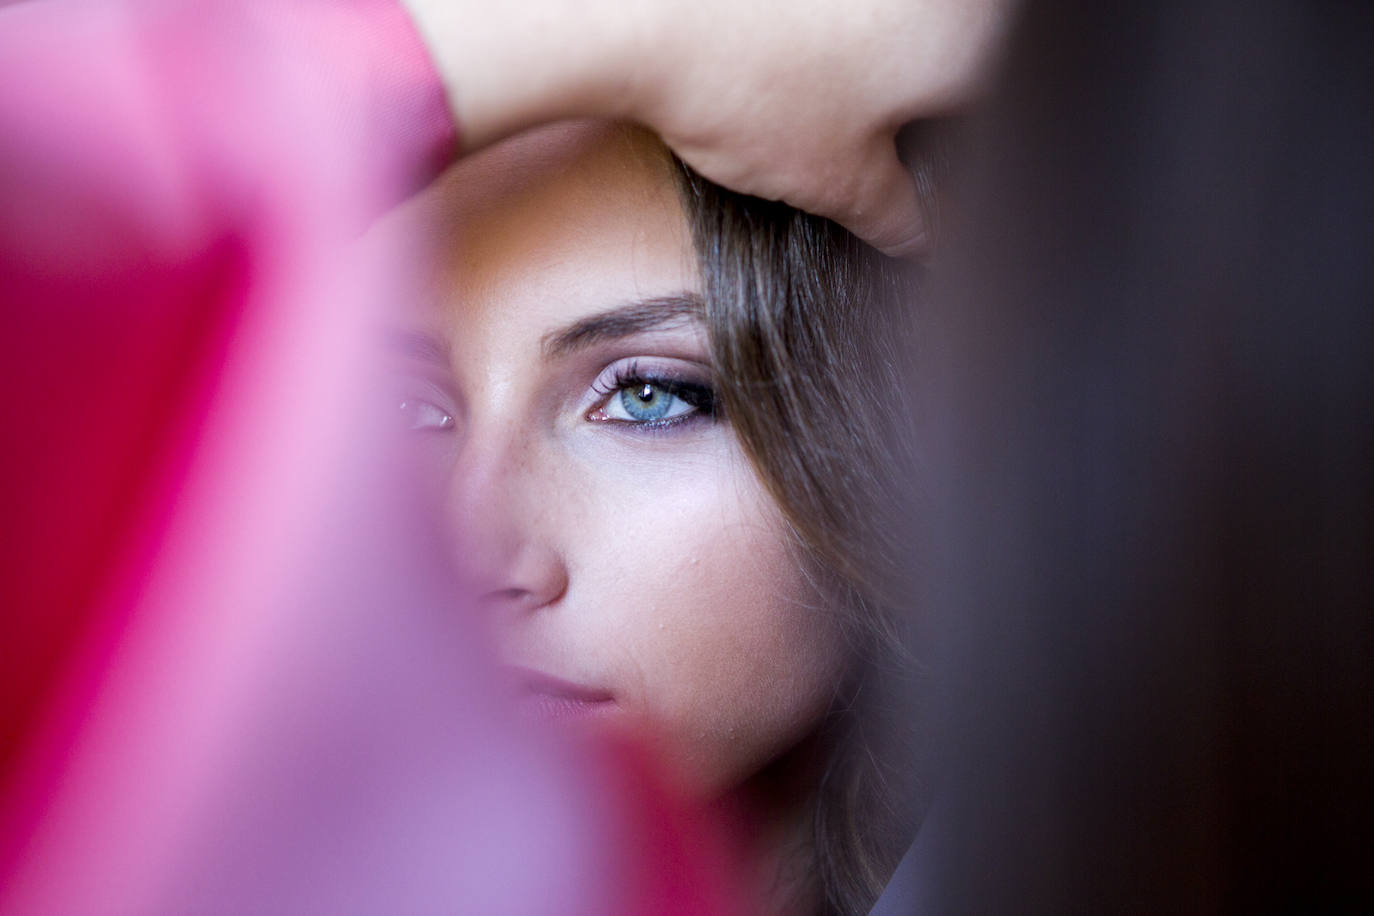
[504,665,614,703]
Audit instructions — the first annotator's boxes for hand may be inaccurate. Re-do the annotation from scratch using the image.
[402,0,1013,256]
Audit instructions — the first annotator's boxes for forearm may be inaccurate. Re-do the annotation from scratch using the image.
[400,0,1014,253]
[398,0,645,151]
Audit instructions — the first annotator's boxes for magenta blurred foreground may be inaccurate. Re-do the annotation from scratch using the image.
[0,1,742,912]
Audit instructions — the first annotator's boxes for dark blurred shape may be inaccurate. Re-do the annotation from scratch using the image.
[915,0,1374,911]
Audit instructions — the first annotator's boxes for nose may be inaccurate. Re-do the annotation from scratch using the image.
[447,431,569,618]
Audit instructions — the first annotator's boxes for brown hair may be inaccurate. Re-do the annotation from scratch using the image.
[671,151,936,915]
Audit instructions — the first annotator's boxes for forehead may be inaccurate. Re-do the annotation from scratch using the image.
[404,121,699,337]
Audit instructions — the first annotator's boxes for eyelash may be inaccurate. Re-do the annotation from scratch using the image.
[589,360,719,432]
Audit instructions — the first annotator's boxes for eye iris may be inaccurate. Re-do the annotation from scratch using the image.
[620,383,673,421]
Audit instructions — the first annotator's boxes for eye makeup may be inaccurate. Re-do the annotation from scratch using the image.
[586,357,720,433]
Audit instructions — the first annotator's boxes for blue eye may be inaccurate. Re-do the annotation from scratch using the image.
[596,377,715,426]
[618,383,683,421]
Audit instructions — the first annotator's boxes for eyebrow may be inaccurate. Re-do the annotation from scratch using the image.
[381,326,451,368]
[541,293,706,358]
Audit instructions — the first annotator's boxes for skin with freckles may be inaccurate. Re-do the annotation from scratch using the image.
[375,122,850,811]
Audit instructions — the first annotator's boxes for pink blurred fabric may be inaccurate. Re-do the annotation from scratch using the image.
[0,1,742,912]
[0,0,453,788]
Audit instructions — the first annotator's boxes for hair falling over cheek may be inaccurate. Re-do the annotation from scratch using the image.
[671,151,934,915]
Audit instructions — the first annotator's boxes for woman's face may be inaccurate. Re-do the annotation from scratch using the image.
[381,123,846,797]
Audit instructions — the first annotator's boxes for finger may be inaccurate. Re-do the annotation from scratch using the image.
[835,144,930,259]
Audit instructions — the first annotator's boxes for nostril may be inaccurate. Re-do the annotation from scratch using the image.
[460,543,569,614]
[481,586,560,617]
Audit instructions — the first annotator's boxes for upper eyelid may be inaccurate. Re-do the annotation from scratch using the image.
[590,355,713,389]
[603,375,714,405]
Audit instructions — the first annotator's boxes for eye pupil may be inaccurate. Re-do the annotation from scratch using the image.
[635,384,655,403]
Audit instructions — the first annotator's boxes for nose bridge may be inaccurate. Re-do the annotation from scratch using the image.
[449,422,529,554]
[448,413,567,611]
[449,415,520,520]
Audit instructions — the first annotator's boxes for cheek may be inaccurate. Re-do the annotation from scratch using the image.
[560,443,848,797]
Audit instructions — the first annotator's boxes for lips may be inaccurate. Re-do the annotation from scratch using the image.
[504,666,616,721]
